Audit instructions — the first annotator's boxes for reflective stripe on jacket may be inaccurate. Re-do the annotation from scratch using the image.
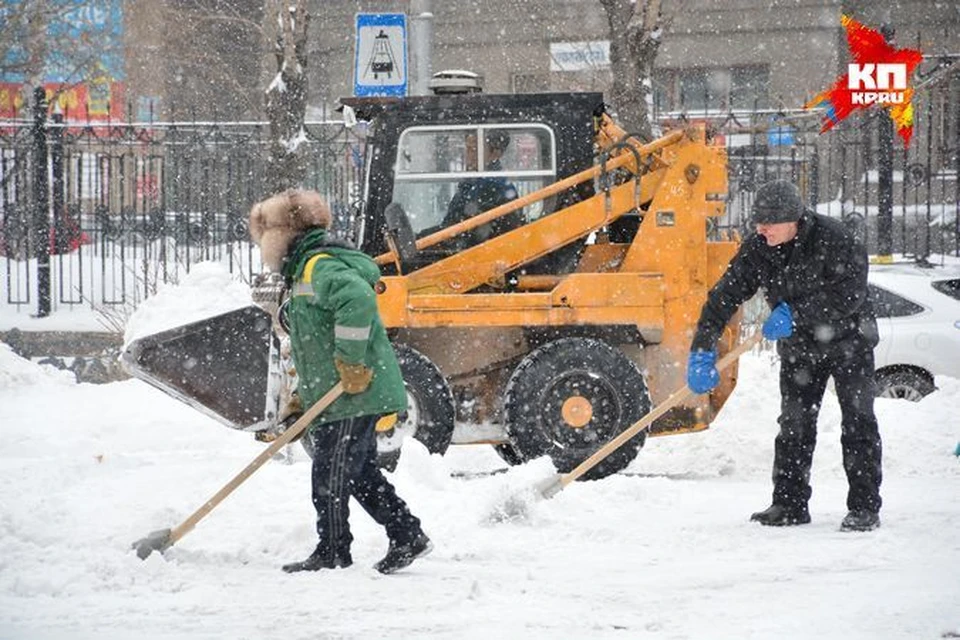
[286,247,407,425]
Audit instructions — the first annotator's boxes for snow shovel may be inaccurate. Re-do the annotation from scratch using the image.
[132,382,344,560]
[536,331,764,499]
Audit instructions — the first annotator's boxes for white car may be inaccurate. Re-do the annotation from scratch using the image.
[868,262,960,400]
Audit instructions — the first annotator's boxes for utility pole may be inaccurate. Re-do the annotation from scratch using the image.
[408,0,434,96]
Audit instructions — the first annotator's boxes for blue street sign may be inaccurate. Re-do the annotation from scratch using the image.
[767,124,795,147]
[354,13,407,97]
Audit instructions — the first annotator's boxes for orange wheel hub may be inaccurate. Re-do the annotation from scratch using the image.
[561,395,593,428]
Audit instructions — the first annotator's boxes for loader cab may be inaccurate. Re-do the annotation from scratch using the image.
[343,92,602,271]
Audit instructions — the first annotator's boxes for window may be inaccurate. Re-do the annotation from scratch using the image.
[654,65,769,113]
[730,67,769,110]
[512,73,548,94]
[868,284,925,318]
[931,279,960,301]
[392,124,556,239]
[678,68,710,112]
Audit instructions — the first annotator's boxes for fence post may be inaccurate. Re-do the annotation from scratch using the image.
[955,96,960,258]
[31,87,51,317]
[876,114,895,260]
[875,27,895,262]
[51,108,65,258]
[809,140,819,211]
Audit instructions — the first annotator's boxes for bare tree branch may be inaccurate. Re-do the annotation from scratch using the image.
[148,0,266,120]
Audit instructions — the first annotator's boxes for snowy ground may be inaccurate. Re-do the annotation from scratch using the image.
[1,263,959,639]
[1,345,958,638]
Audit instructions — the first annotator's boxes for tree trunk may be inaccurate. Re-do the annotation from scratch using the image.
[16,1,51,113]
[264,0,309,193]
[0,1,114,115]
[600,0,664,140]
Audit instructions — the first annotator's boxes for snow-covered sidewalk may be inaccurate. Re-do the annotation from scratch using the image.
[1,341,958,640]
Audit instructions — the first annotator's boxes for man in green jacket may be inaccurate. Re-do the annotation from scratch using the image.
[249,189,432,574]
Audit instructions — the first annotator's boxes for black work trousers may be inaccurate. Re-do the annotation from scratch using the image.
[773,344,882,513]
[310,415,421,564]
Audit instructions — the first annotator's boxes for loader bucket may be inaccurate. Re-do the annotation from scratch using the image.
[121,305,280,431]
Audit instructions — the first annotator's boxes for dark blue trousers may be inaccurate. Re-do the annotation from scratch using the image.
[309,415,421,565]
[774,345,883,513]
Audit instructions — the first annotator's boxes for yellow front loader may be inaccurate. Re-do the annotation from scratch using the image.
[346,92,743,479]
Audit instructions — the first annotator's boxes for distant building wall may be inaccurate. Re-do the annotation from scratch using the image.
[120,0,959,124]
[306,0,850,115]
[124,0,264,121]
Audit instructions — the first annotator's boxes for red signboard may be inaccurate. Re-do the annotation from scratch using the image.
[0,81,125,121]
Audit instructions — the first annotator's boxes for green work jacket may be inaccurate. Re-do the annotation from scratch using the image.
[285,244,406,425]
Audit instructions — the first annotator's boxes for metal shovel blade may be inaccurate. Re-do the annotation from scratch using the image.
[132,528,172,560]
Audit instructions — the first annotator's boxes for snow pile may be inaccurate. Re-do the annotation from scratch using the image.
[2,269,959,639]
[633,348,960,481]
[1,343,958,639]
[122,261,252,347]
[0,342,76,389]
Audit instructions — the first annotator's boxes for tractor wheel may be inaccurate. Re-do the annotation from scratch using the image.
[301,345,455,470]
[376,344,456,463]
[504,337,651,481]
[299,425,403,470]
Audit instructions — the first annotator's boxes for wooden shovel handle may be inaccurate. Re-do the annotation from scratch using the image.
[557,332,763,490]
[167,383,344,547]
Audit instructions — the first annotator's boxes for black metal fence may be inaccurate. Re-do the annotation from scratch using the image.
[659,71,960,260]
[1,96,366,317]
[2,79,958,319]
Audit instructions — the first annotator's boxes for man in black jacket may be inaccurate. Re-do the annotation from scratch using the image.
[686,179,882,532]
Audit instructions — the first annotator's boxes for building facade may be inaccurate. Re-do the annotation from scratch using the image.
[303,1,958,118]
[118,0,960,253]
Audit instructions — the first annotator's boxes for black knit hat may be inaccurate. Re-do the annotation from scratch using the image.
[485,129,510,152]
[752,179,804,224]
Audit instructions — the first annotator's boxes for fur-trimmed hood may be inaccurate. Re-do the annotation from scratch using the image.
[249,189,332,271]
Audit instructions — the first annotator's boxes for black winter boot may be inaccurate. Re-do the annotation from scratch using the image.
[840,510,880,532]
[750,504,811,526]
[282,547,352,573]
[373,533,433,574]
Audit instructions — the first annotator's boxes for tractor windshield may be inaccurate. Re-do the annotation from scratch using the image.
[391,124,556,241]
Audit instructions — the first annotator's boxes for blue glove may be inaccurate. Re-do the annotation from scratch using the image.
[687,350,720,394]
[763,302,794,340]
